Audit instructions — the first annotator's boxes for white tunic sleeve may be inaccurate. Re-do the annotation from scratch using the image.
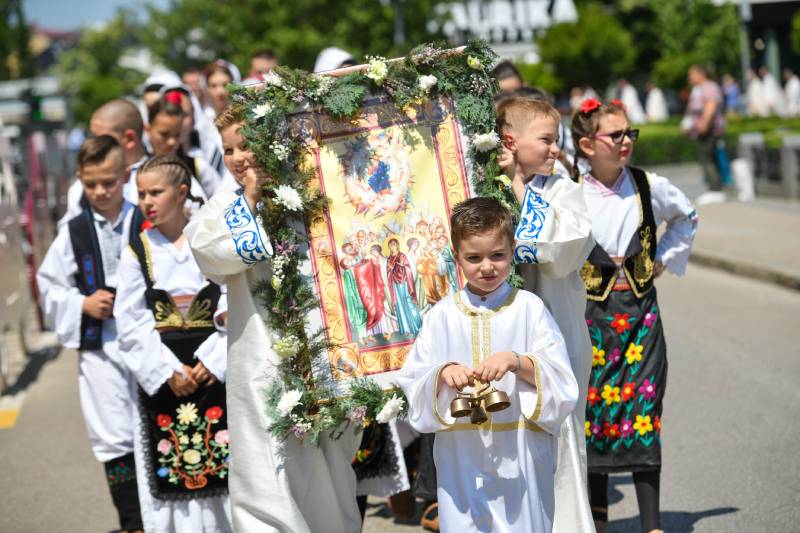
[184,191,272,284]
[114,248,183,395]
[649,173,698,276]
[195,292,228,383]
[514,176,594,279]
[518,299,579,436]
[36,228,84,348]
[396,307,458,433]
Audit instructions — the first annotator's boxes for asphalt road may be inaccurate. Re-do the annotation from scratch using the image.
[1,263,798,532]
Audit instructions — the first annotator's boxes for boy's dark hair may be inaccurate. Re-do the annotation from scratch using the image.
[251,48,277,61]
[77,135,122,171]
[492,60,523,83]
[450,197,514,252]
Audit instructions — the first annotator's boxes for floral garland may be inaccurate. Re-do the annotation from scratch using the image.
[228,39,519,446]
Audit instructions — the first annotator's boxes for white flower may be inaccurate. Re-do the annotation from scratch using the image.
[262,71,283,87]
[375,394,404,424]
[472,132,500,153]
[365,57,388,85]
[273,335,302,358]
[252,103,272,119]
[277,389,303,417]
[269,142,290,162]
[274,184,304,211]
[418,74,438,94]
[176,402,198,425]
[313,75,334,98]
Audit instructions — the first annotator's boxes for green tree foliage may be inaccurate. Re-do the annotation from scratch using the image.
[792,11,800,55]
[0,0,34,80]
[143,0,453,74]
[56,10,146,123]
[649,0,740,89]
[536,3,636,91]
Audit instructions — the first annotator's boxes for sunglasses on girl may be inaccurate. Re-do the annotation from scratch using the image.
[592,128,640,144]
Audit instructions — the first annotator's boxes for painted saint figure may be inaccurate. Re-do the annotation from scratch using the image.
[339,242,368,344]
[385,239,423,336]
[354,245,395,340]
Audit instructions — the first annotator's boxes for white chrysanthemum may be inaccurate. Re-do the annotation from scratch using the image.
[270,142,290,162]
[418,74,438,93]
[277,389,303,417]
[273,335,302,358]
[472,132,500,152]
[176,402,198,425]
[274,184,303,211]
[375,394,404,424]
[365,57,388,85]
[262,71,283,87]
[252,103,272,119]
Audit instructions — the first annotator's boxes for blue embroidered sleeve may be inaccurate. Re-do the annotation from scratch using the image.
[514,186,550,264]
[224,194,272,265]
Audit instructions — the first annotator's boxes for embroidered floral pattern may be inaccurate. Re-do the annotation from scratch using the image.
[513,187,551,264]
[106,459,136,486]
[224,194,272,265]
[586,304,663,454]
[155,402,230,490]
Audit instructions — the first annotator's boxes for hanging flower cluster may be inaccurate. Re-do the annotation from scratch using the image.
[228,39,517,446]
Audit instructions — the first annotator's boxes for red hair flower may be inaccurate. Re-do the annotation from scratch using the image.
[611,98,627,111]
[164,90,183,106]
[580,98,602,114]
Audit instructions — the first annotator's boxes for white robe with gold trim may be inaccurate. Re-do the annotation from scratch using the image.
[184,190,362,533]
[397,283,578,533]
[514,173,596,533]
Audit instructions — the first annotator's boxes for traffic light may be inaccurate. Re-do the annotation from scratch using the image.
[21,88,43,123]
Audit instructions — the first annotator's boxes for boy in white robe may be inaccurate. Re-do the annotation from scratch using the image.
[397,197,578,533]
[497,96,596,532]
[184,110,362,533]
[37,136,144,533]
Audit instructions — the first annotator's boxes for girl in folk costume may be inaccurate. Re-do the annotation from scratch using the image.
[571,98,698,533]
[114,155,232,533]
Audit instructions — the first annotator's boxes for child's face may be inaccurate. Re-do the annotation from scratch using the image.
[221,123,256,186]
[207,71,231,111]
[137,170,188,227]
[580,112,634,169]
[147,114,182,156]
[508,116,560,177]
[454,228,512,296]
[79,153,126,217]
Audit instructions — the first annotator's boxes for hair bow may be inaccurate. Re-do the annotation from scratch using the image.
[610,98,627,111]
[164,90,183,106]
[580,98,602,114]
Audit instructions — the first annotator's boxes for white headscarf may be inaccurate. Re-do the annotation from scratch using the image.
[313,47,355,73]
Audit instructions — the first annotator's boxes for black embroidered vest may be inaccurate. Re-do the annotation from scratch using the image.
[68,196,145,350]
[579,167,657,302]
[127,231,220,345]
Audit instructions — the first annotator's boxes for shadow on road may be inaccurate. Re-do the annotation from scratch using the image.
[1,344,61,397]
[609,507,739,532]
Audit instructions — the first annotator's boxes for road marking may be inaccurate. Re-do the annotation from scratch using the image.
[0,392,26,429]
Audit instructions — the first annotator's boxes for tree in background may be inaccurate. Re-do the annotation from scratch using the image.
[792,10,800,55]
[0,0,34,80]
[143,0,453,74]
[536,3,636,92]
[55,10,146,124]
[649,0,740,89]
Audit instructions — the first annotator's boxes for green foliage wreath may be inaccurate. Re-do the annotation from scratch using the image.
[228,39,518,446]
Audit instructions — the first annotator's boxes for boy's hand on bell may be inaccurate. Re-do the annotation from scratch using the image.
[474,351,516,383]
[439,363,475,392]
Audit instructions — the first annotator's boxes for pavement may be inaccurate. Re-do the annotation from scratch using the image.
[1,161,798,532]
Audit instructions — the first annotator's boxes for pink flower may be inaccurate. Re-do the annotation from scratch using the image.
[620,418,634,438]
[643,312,657,327]
[214,430,229,445]
[591,423,603,438]
[638,379,657,400]
[585,319,593,326]
[157,439,172,455]
[608,347,622,365]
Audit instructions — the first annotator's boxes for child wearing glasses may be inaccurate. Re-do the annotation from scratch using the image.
[571,98,698,533]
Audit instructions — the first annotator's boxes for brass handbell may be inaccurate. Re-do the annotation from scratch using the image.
[483,387,511,412]
[450,396,473,418]
[470,404,488,425]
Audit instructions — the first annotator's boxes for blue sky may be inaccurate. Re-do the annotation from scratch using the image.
[24,0,169,30]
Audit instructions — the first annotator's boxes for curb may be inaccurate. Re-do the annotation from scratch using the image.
[689,250,800,292]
